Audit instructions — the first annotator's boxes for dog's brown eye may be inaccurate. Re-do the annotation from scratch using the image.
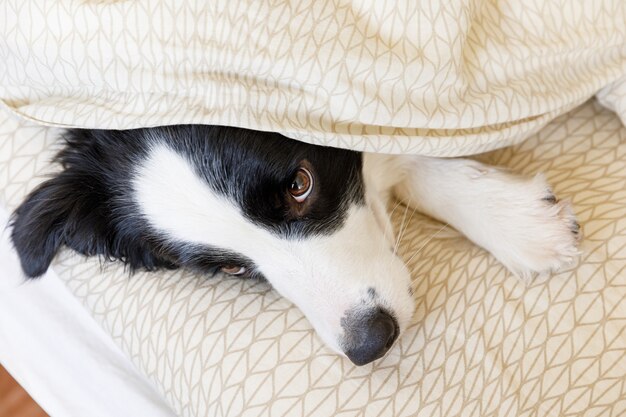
[289,168,313,202]
[221,265,246,275]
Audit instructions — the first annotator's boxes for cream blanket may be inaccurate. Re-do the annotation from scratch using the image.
[1,0,626,156]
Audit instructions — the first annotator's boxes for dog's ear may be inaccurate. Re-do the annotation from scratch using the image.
[10,172,177,278]
[10,173,109,278]
[11,169,179,278]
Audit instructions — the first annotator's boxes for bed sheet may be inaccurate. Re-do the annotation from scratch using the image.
[1,100,625,416]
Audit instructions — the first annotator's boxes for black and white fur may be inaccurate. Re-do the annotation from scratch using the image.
[10,126,580,366]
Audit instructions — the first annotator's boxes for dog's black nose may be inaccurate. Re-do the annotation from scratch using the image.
[344,309,399,366]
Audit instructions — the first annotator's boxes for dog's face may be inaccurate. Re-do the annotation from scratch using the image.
[11,126,415,365]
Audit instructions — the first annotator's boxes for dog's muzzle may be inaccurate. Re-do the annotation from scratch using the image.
[341,307,399,366]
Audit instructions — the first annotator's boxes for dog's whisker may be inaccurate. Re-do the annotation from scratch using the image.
[403,222,450,267]
[392,202,410,256]
[382,202,419,276]
[376,201,402,267]
[392,203,419,259]
[382,199,403,244]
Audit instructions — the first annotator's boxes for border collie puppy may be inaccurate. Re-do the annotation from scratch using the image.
[10,126,580,365]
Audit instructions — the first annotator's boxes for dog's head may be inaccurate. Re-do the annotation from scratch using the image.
[10,126,415,365]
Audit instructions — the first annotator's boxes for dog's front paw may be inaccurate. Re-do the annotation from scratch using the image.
[492,174,581,280]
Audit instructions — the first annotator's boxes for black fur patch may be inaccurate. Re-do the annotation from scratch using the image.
[10,126,363,278]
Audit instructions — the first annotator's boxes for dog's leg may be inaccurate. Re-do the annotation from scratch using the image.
[390,155,580,279]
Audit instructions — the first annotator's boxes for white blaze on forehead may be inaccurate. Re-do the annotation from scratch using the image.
[132,144,275,256]
[131,144,349,347]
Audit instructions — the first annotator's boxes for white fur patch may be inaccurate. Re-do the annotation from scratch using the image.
[133,144,273,257]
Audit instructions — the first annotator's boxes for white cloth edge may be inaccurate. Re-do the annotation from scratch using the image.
[0,205,177,417]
